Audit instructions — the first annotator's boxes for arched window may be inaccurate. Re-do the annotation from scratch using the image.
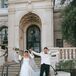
[0,26,8,46]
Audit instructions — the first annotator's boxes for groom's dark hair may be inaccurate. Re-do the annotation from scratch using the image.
[44,47,48,49]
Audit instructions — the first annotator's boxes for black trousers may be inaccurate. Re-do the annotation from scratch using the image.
[40,64,50,76]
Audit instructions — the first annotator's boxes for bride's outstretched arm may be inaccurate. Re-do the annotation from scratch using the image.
[29,53,34,59]
[32,51,41,56]
[29,49,41,56]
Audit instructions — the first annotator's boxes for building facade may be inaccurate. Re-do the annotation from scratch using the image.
[0,0,68,60]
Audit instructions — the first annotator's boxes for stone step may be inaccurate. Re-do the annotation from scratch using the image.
[0,63,20,76]
[0,65,20,72]
[1,58,68,76]
[0,58,41,76]
[0,73,18,76]
[35,57,41,67]
[0,66,70,76]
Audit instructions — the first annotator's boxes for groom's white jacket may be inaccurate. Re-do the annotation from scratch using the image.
[32,51,51,65]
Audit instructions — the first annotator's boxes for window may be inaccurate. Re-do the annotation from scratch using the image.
[1,0,8,8]
[26,25,41,53]
[0,26,8,46]
[56,39,63,47]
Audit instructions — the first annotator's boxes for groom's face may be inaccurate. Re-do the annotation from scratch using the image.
[44,48,48,54]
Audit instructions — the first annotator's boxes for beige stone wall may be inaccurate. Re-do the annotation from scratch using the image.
[53,9,72,47]
[7,0,54,61]
[53,9,63,47]
[8,0,49,2]
[0,0,1,8]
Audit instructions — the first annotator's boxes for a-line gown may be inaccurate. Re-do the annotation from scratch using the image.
[20,57,39,76]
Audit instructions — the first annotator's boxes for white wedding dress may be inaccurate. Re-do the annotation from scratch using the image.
[20,57,40,76]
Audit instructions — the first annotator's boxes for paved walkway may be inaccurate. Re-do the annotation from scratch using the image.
[57,71,70,76]
[47,69,71,76]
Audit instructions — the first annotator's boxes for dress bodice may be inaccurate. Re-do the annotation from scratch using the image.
[22,58,30,64]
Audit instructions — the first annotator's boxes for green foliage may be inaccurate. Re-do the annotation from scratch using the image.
[61,0,76,46]
[61,0,66,4]
[61,0,76,7]
[56,60,76,72]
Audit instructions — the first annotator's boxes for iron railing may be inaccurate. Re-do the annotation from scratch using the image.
[1,62,21,76]
[50,65,58,76]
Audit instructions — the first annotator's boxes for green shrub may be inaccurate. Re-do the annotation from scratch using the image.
[56,60,76,72]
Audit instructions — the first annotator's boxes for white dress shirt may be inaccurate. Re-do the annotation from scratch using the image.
[32,51,51,65]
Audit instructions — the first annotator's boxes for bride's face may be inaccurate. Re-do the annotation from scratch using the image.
[24,52,29,57]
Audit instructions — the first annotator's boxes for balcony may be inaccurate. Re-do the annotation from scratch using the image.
[59,48,76,60]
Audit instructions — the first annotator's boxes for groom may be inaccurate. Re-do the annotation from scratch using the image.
[29,47,51,76]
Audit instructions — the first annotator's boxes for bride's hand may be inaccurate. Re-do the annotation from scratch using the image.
[29,48,32,52]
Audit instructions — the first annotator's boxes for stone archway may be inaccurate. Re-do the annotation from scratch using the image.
[19,12,42,51]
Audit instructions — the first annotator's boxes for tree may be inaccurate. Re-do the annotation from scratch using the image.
[61,0,76,46]
[61,0,76,6]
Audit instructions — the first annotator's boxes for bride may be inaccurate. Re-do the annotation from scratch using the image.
[20,50,39,76]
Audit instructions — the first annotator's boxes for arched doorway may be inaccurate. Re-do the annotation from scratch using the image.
[26,25,41,52]
[19,12,42,51]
